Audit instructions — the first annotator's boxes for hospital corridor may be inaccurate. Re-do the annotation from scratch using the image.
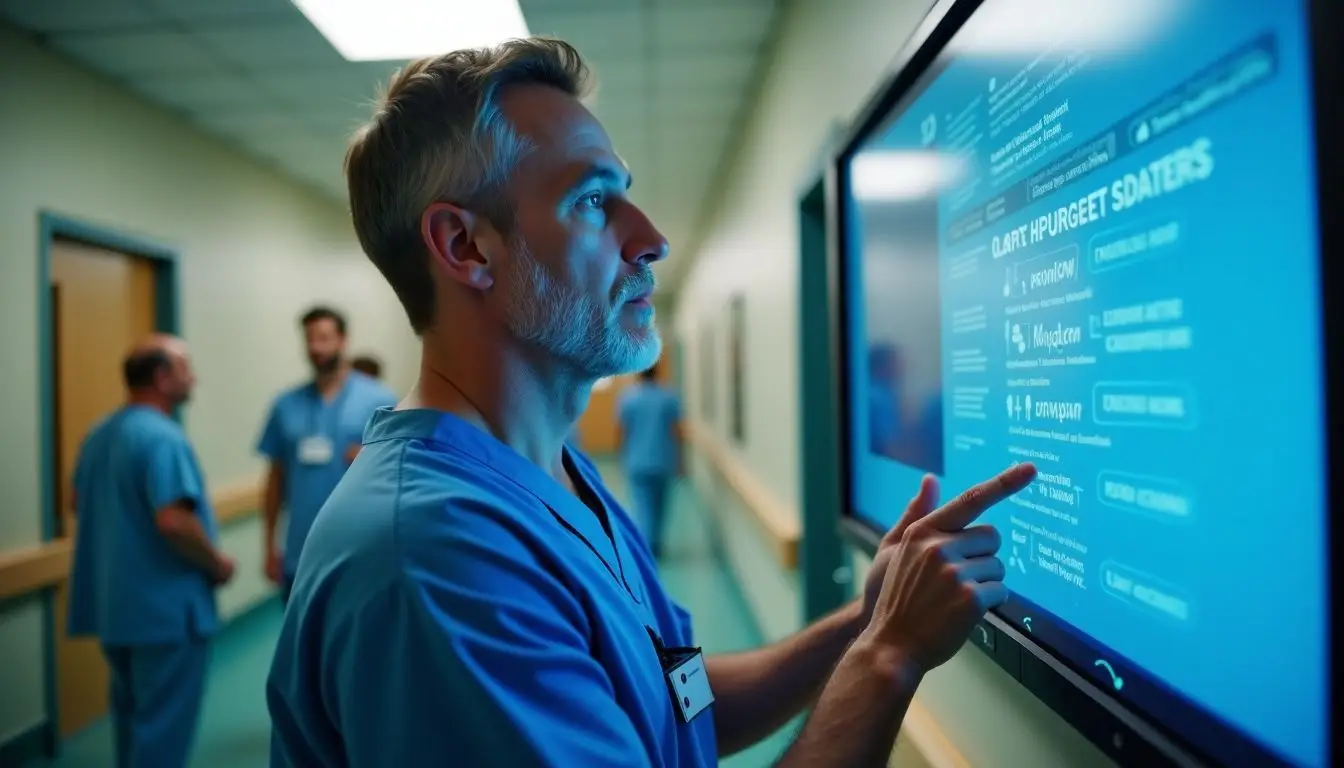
[1,1,1338,767]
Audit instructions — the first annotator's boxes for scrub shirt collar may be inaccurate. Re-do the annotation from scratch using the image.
[309,370,357,403]
[363,408,638,601]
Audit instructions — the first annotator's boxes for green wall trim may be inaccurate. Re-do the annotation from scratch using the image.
[796,176,852,622]
[35,211,182,760]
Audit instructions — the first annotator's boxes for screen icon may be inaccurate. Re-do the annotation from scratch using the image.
[1022,616,1033,633]
[1095,659,1125,691]
[920,113,938,146]
[977,624,993,648]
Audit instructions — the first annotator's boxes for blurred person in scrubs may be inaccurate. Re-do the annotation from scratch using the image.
[350,354,383,379]
[267,39,1035,768]
[67,334,233,768]
[617,361,682,558]
[257,306,396,604]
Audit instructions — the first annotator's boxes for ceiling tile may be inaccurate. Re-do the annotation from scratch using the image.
[192,20,344,69]
[0,0,159,34]
[653,4,776,50]
[5,0,783,299]
[524,7,646,59]
[126,73,273,112]
[522,0,642,10]
[597,93,742,124]
[258,70,383,109]
[140,0,301,24]
[653,67,754,97]
[587,59,651,97]
[49,29,224,78]
[653,50,760,86]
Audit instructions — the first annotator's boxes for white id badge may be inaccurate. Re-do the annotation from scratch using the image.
[666,649,715,723]
[297,436,334,465]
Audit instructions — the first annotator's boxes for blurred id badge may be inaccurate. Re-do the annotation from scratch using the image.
[298,436,334,465]
[665,648,714,723]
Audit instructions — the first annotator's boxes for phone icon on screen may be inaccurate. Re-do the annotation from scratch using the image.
[1022,617,1033,632]
[1095,659,1125,691]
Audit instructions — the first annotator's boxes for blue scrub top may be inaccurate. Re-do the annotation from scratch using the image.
[256,371,397,576]
[67,405,220,646]
[267,409,718,768]
[617,383,682,478]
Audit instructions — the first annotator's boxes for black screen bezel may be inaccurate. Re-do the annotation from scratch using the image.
[827,1,1341,765]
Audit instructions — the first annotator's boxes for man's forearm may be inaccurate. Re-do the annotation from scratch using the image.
[157,509,225,577]
[263,472,282,550]
[777,635,923,768]
[707,601,864,756]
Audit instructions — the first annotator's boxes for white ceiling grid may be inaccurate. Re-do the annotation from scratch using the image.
[0,0,784,292]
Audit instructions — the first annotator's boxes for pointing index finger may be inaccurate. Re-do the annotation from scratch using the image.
[924,463,1037,532]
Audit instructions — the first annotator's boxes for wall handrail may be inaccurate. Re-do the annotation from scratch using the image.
[684,420,801,570]
[683,423,966,768]
[0,478,262,604]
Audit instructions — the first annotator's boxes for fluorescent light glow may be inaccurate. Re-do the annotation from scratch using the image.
[850,151,961,202]
[293,0,530,62]
[948,0,1180,57]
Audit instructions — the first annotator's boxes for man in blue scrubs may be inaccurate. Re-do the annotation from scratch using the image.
[68,335,234,768]
[257,306,396,604]
[268,39,1035,767]
[617,362,683,558]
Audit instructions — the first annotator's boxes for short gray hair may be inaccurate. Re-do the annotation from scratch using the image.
[346,37,592,334]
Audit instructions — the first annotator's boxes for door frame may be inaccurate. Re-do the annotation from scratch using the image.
[795,123,854,624]
[36,211,181,753]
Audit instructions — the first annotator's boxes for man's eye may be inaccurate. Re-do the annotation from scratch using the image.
[578,192,605,209]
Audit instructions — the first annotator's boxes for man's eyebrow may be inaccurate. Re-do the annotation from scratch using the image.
[569,163,633,192]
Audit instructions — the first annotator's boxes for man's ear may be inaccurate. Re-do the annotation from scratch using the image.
[421,202,495,290]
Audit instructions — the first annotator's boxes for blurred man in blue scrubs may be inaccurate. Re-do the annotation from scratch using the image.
[257,307,396,604]
[68,334,234,768]
[267,39,1035,768]
[617,362,682,558]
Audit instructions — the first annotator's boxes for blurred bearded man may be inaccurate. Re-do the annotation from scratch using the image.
[255,306,396,604]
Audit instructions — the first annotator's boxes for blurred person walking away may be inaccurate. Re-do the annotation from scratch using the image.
[66,334,233,768]
[258,307,397,604]
[617,362,683,558]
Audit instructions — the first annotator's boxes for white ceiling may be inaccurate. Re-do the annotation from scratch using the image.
[0,0,784,293]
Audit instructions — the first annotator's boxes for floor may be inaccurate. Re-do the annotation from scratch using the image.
[37,464,797,767]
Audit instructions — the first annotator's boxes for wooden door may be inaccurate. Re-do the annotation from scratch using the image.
[575,355,680,455]
[575,375,631,455]
[49,237,157,736]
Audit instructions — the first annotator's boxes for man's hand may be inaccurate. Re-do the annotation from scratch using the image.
[212,555,237,587]
[264,548,283,584]
[862,463,1036,675]
[862,474,940,627]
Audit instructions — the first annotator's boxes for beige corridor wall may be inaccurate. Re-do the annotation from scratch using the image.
[0,24,415,746]
[674,0,1112,765]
